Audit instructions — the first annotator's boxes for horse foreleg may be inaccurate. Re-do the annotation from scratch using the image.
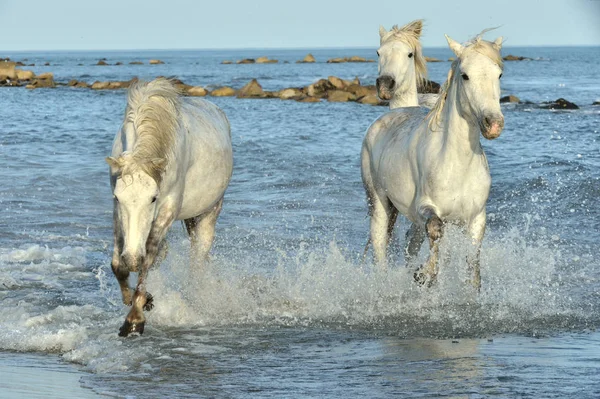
[467,212,486,292]
[404,222,425,265]
[185,198,223,266]
[119,207,175,337]
[414,209,444,287]
[111,203,131,305]
[370,193,395,269]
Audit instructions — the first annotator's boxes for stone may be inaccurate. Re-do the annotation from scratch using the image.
[357,94,382,105]
[306,79,335,97]
[297,96,321,103]
[327,57,346,63]
[503,54,532,61]
[0,61,17,79]
[448,57,455,62]
[149,59,165,64]
[187,86,208,96]
[256,56,278,64]
[425,56,442,62]
[16,69,35,80]
[237,79,266,98]
[29,77,55,88]
[297,53,316,63]
[418,79,441,94]
[67,79,78,87]
[345,84,375,98]
[237,59,255,64]
[36,72,53,80]
[541,98,579,110]
[210,86,236,97]
[348,56,373,62]
[96,60,109,66]
[277,88,304,100]
[75,81,89,88]
[115,62,123,66]
[91,81,110,90]
[221,60,233,64]
[592,100,600,106]
[129,61,144,65]
[500,95,520,103]
[327,76,346,90]
[327,90,356,102]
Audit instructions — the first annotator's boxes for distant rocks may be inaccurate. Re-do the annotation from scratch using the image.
[223,57,279,64]
[503,54,532,61]
[500,95,520,103]
[210,86,236,97]
[129,61,144,65]
[592,100,600,106]
[0,60,17,79]
[237,79,266,98]
[326,56,374,63]
[418,79,441,94]
[25,73,55,89]
[96,60,109,66]
[540,98,579,110]
[149,59,165,65]
[424,56,442,62]
[297,53,316,63]
[186,86,208,96]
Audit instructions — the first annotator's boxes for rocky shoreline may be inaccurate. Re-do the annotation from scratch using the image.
[0,58,595,108]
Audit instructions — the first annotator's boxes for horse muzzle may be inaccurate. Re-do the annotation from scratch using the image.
[376,76,395,101]
[480,115,504,140]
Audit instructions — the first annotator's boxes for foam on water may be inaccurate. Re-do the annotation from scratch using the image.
[1,221,593,373]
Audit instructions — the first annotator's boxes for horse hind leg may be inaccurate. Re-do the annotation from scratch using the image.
[404,222,426,265]
[414,209,444,287]
[185,198,224,265]
[369,193,397,269]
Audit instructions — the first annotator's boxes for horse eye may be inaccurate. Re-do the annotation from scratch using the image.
[113,195,119,203]
[461,73,469,81]
[151,196,157,204]
[408,52,413,58]
[376,50,380,57]
[499,73,503,79]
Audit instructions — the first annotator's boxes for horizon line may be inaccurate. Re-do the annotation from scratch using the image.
[1,44,599,53]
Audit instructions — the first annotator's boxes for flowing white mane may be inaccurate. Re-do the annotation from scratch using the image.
[116,78,181,183]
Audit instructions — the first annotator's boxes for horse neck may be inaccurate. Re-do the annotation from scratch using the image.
[436,80,483,156]
[389,70,419,109]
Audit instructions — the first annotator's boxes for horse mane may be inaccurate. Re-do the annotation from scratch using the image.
[427,29,504,130]
[119,78,181,184]
[380,20,427,88]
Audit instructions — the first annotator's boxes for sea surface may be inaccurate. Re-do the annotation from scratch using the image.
[0,46,600,398]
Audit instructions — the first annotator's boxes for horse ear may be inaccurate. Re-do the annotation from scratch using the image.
[445,34,464,57]
[106,156,122,170]
[379,25,387,38]
[493,36,503,50]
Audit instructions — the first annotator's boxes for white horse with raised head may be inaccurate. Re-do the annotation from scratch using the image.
[107,78,233,336]
[362,31,504,290]
[376,20,437,109]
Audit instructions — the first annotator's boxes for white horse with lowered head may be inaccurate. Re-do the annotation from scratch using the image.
[362,31,504,290]
[107,78,233,336]
[376,20,437,109]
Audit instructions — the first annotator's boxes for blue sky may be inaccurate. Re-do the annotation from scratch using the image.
[1,0,599,50]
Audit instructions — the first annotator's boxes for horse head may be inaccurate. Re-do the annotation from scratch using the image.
[376,20,426,101]
[107,153,166,271]
[445,32,504,139]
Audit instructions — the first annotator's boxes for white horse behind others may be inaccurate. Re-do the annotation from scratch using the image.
[362,31,505,290]
[107,78,233,336]
[376,20,438,109]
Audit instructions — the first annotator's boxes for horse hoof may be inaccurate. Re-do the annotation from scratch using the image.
[118,320,145,337]
[143,292,154,311]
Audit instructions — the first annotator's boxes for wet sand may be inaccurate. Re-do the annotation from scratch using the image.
[0,352,102,398]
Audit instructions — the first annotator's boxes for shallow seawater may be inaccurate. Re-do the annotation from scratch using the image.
[0,47,600,398]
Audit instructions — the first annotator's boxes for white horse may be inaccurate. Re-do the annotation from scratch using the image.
[376,20,437,109]
[107,78,233,336]
[362,31,504,290]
